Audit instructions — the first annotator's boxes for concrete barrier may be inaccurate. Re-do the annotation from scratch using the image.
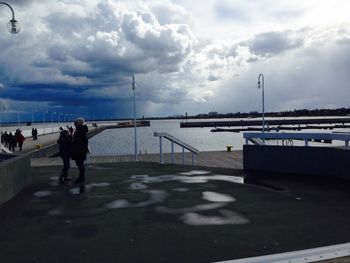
[243,145,350,180]
[0,154,31,205]
[28,127,105,158]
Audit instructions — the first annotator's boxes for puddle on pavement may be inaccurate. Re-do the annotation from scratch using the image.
[48,208,62,215]
[202,191,236,202]
[33,190,53,198]
[106,190,168,209]
[131,173,244,185]
[156,202,226,214]
[173,187,189,192]
[69,182,111,195]
[179,170,211,175]
[181,210,249,226]
[129,183,148,190]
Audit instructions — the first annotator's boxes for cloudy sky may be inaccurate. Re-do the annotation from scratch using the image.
[0,0,349,121]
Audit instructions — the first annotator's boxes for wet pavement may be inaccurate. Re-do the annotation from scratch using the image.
[1,163,350,263]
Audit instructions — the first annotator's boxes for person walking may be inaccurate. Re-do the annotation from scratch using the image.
[3,131,9,147]
[71,118,89,184]
[57,127,72,184]
[8,132,16,151]
[15,129,25,151]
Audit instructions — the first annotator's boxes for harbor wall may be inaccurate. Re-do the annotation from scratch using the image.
[28,127,105,158]
[0,154,31,205]
[243,145,350,179]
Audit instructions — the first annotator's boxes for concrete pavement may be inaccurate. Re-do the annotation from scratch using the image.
[0,163,350,262]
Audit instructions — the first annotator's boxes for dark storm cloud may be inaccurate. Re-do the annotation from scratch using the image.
[0,0,197,118]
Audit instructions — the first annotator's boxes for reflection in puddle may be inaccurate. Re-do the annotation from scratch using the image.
[129,183,148,190]
[179,170,211,175]
[33,190,53,198]
[49,176,59,181]
[156,202,226,214]
[69,182,111,195]
[173,188,189,192]
[106,190,168,209]
[131,174,244,185]
[181,210,249,226]
[48,208,62,215]
[202,191,236,202]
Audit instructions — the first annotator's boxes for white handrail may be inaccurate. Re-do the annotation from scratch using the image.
[243,132,350,148]
[154,132,199,165]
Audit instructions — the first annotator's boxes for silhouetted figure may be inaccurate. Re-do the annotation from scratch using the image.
[8,132,16,151]
[15,129,25,151]
[32,128,38,140]
[57,128,72,184]
[3,131,9,147]
[71,118,88,184]
[69,126,74,136]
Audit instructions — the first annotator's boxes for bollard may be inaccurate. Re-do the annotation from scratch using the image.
[226,145,233,152]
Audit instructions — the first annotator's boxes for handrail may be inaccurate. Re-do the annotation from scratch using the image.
[154,132,199,165]
[243,132,350,148]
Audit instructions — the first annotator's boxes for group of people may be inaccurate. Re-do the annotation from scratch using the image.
[31,128,38,140]
[57,118,89,184]
[1,129,26,151]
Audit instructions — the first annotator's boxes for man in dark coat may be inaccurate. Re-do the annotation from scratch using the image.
[8,132,16,151]
[3,131,9,147]
[57,127,72,183]
[71,118,89,184]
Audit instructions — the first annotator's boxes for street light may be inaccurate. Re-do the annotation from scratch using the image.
[0,2,20,34]
[257,73,265,136]
[0,101,5,132]
[132,75,138,161]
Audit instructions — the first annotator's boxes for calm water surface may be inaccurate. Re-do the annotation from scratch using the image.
[89,120,244,155]
[89,118,350,156]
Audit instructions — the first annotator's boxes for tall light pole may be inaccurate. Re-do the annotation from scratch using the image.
[0,101,5,132]
[132,75,138,161]
[0,2,20,34]
[257,73,265,135]
[42,111,45,134]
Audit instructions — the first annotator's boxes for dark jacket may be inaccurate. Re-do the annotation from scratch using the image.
[71,125,88,161]
[57,130,72,158]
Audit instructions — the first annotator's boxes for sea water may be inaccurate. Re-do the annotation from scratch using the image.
[89,119,244,155]
[88,118,349,156]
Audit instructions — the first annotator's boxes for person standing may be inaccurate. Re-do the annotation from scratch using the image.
[57,128,72,184]
[71,118,89,184]
[3,131,9,147]
[8,132,16,151]
[15,129,25,151]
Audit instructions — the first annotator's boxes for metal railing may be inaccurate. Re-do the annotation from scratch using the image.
[243,132,350,148]
[154,132,199,165]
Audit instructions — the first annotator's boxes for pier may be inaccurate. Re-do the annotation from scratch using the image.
[1,123,350,263]
[180,117,350,128]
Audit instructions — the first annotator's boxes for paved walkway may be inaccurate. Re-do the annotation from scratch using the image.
[31,151,244,169]
[2,126,100,155]
[0,163,350,262]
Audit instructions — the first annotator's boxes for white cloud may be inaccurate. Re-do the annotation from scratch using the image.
[0,0,349,118]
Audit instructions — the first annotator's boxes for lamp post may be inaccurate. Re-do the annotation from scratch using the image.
[257,73,265,136]
[132,75,138,161]
[0,101,5,133]
[51,111,56,133]
[0,2,20,34]
[42,111,46,134]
